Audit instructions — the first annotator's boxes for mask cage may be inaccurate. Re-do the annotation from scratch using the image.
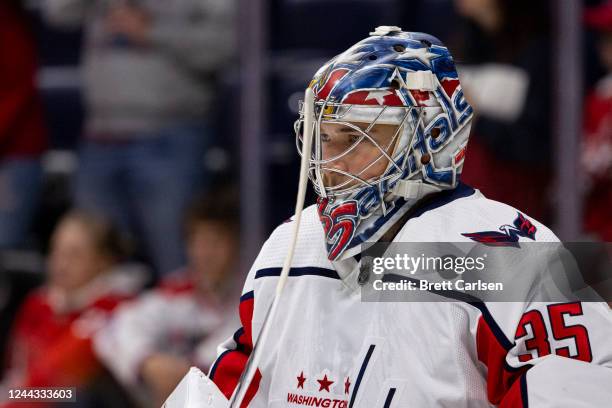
[295,99,424,200]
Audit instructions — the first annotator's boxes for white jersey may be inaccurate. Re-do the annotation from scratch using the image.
[210,186,612,407]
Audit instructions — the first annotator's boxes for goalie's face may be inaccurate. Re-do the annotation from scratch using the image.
[296,98,417,200]
[318,121,400,192]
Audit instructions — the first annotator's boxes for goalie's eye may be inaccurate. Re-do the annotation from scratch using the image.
[348,134,361,144]
[321,132,331,142]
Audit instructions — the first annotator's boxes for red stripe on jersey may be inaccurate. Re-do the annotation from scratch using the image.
[211,350,246,396]
[476,315,528,406]
[239,295,254,352]
[241,369,262,408]
[211,293,260,405]
[499,373,527,408]
[212,353,261,404]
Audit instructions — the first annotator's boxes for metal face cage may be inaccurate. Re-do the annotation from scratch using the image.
[295,98,423,200]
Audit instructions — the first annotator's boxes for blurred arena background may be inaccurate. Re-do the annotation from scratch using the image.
[0,0,610,406]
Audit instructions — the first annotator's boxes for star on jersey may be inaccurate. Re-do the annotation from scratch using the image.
[317,374,334,392]
[296,371,306,389]
[365,90,394,105]
[397,47,439,67]
[344,377,351,395]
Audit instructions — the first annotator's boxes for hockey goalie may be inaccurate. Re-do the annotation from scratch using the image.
[165,27,612,407]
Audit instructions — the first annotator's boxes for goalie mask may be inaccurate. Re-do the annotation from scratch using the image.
[296,27,474,261]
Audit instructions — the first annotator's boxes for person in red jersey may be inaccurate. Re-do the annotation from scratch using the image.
[2,211,146,399]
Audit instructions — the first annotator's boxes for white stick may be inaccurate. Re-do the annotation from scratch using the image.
[228,88,316,407]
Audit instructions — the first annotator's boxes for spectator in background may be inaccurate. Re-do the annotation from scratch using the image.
[1,211,146,404]
[452,0,552,222]
[583,1,612,242]
[0,0,48,249]
[43,0,235,276]
[94,189,240,407]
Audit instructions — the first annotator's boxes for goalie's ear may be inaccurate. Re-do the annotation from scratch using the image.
[162,367,229,408]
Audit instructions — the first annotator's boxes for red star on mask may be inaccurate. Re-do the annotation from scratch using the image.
[317,374,334,392]
[297,371,306,389]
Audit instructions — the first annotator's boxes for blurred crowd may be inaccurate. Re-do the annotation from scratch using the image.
[0,0,611,407]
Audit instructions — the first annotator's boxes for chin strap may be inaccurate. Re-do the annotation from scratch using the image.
[390,179,442,202]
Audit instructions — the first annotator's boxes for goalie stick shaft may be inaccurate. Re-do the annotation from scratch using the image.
[228,88,315,407]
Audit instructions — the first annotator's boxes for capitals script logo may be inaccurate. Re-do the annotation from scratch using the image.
[462,213,537,247]
[317,197,359,261]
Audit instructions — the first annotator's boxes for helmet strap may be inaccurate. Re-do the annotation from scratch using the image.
[390,179,442,201]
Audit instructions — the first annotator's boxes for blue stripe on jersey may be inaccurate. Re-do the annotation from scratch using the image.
[383,388,397,408]
[233,327,245,345]
[520,372,529,408]
[255,267,340,280]
[409,182,475,219]
[240,290,254,302]
[349,344,376,408]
